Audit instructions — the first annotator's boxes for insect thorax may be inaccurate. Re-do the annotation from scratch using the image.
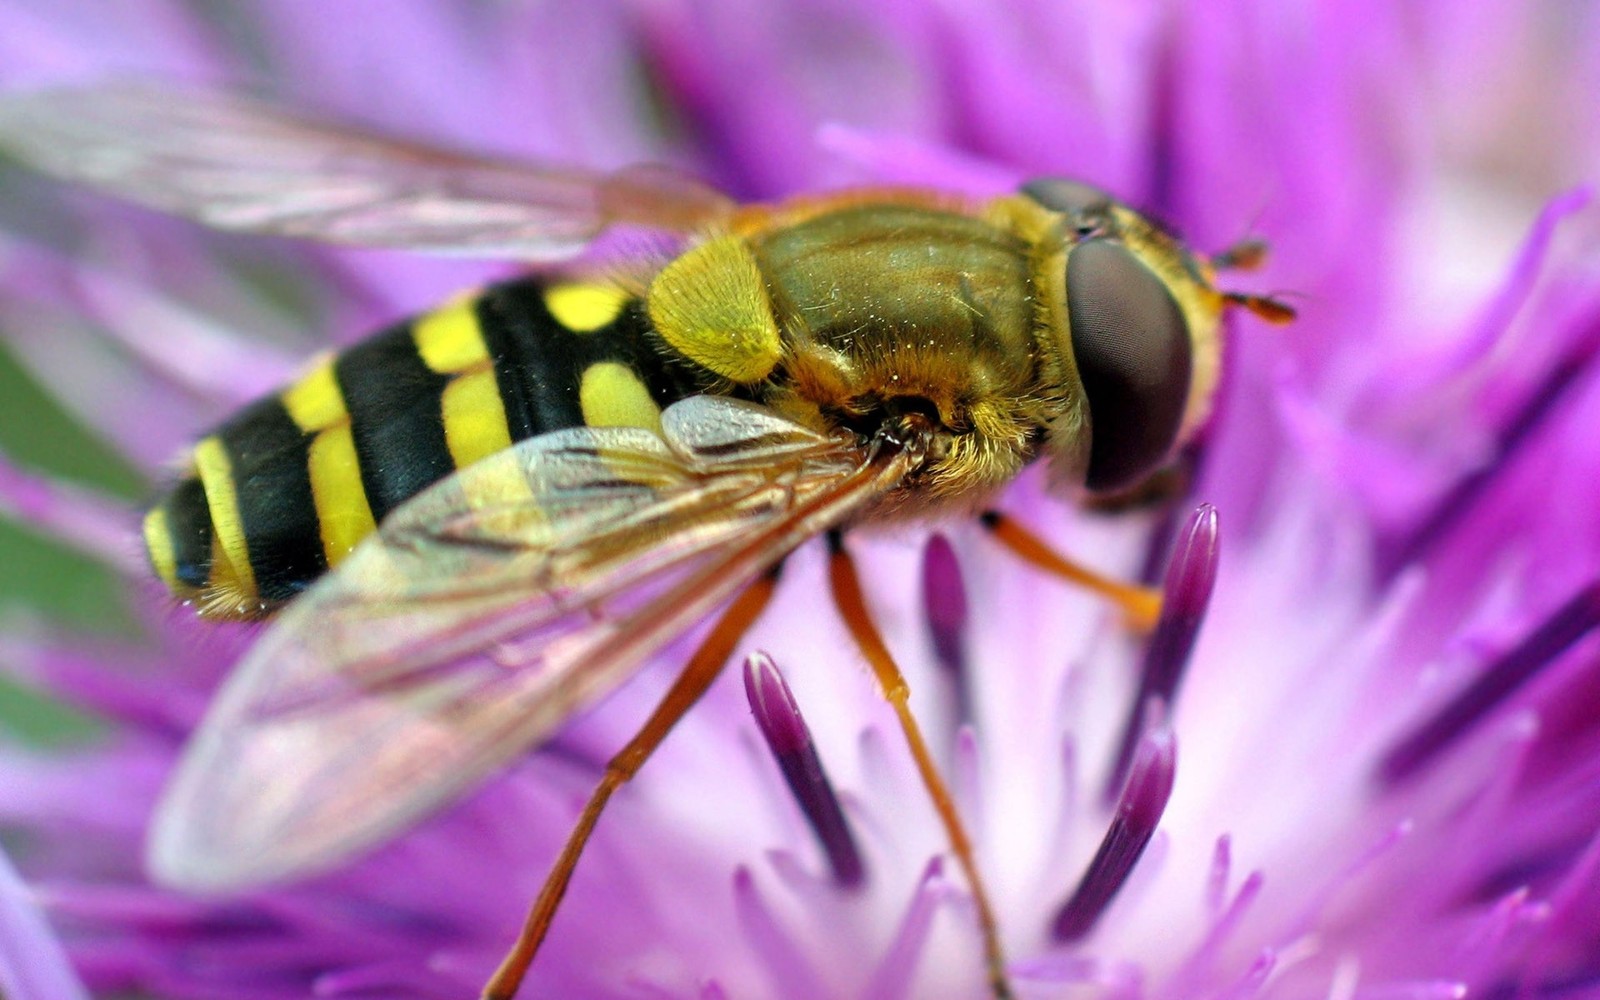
[741,200,1077,512]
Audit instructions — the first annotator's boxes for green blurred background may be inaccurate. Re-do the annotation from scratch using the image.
[0,341,141,741]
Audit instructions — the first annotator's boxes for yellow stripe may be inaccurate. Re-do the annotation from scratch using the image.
[192,436,257,600]
[414,297,491,374]
[282,357,345,432]
[283,348,379,567]
[306,422,378,567]
[141,506,182,592]
[441,365,513,470]
[546,283,630,333]
[579,361,662,434]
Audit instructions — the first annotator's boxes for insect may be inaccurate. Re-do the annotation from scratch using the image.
[0,84,1290,999]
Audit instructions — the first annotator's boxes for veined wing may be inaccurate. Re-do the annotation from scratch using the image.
[0,83,734,258]
[148,397,911,890]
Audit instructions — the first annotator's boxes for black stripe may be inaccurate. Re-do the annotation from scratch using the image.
[154,277,716,605]
[590,299,705,408]
[335,323,456,523]
[477,277,709,440]
[218,398,326,601]
[477,279,586,439]
[162,475,213,589]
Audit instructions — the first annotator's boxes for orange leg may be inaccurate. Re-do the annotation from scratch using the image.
[1210,236,1269,271]
[980,510,1162,631]
[1210,238,1298,323]
[482,570,780,1000]
[827,533,1016,1000]
[1223,291,1297,324]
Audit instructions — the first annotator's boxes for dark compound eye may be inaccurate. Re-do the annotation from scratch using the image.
[1022,177,1116,236]
[1022,177,1114,216]
[1066,238,1193,493]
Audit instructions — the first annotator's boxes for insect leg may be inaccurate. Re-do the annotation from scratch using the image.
[1222,291,1298,324]
[979,510,1162,631]
[1209,239,1298,322]
[481,567,781,1000]
[826,531,1016,1000]
[1209,237,1269,271]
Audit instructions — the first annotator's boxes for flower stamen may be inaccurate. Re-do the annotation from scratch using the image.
[921,533,967,675]
[1106,504,1219,798]
[743,651,865,888]
[921,533,971,722]
[1054,724,1177,942]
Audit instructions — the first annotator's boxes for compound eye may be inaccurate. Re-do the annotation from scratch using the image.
[1022,177,1114,215]
[1021,177,1115,236]
[1066,238,1193,492]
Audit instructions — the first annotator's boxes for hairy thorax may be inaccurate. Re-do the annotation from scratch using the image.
[746,201,1073,514]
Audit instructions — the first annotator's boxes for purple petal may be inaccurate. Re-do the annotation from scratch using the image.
[814,124,1020,193]
[0,847,90,1000]
[861,857,947,1000]
[1388,187,1594,393]
[0,450,143,576]
[1379,579,1600,785]
[732,866,829,1000]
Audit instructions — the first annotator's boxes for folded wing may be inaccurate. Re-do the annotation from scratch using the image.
[148,396,907,889]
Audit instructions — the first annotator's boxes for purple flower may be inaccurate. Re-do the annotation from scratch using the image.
[3,2,1600,998]
[0,842,89,1000]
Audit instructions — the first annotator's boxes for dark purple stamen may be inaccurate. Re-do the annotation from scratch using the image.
[1380,323,1600,579]
[1378,578,1600,786]
[1107,504,1219,798]
[1054,727,1177,942]
[921,533,973,725]
[922,534,968,675]
[743,651,865,887]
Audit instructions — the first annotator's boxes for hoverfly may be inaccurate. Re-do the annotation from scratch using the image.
[0,84,1290,999]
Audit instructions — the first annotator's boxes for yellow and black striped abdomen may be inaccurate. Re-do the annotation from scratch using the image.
[143,276,708,618]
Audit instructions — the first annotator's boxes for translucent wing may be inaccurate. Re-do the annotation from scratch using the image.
[149,397,910,890]
[0,84,734,258]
